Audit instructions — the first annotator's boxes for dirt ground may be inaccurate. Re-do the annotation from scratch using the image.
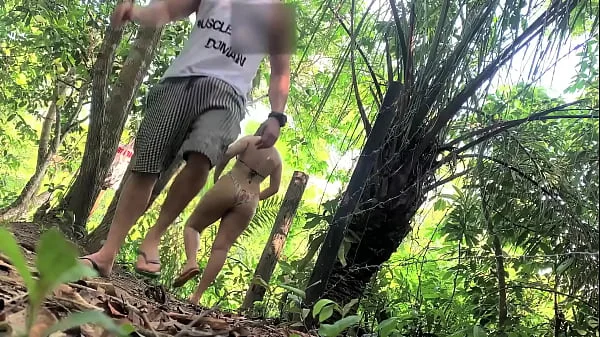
[0,222,315,337]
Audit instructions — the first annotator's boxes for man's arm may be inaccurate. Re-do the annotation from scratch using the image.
[213,136,256,183]
[118,0,200,28]
[267,3,292,113]
[255,54,290,149]
[259,161,282,200]
[268,54,291,113]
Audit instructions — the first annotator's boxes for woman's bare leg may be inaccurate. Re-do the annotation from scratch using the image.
[189,200,256,304]
[182,226,201,271]
[173,177,235,287]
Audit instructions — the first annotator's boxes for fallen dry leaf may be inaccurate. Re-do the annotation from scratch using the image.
[105,299,128,318]
[81,323,106,337]
[29,308,58,337]
[7,308,58,337]
[1,223,321,337]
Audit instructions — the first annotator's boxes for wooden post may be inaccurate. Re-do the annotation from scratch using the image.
[304,82,401,307]
[241,171,309,310]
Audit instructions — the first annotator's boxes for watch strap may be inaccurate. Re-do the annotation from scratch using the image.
[268,111,287,127]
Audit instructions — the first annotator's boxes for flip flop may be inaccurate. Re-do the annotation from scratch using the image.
[134,249,161,279]
[172,267,200,288]
[79,257,107,278]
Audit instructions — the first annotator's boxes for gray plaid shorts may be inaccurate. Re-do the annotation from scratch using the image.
[131,76,245,174]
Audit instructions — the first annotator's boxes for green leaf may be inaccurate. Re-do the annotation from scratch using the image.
[341,298,359,317]
[473,325,487,337]
[15,73,28,86]
[251,276,270,291]
[277,284,306,300]
[43,310,135,336]
[319,305,334,322]
[377,317,398,337]
[446,328,469,337]
[337,242,347,267]
[556,257,574,274]
[433,198,448,211]
[313,299,336,317]
[0,227,35,293]
[35,228,97,302]
[318,315,360,337]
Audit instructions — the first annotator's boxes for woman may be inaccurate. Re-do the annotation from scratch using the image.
[173,123,283,304]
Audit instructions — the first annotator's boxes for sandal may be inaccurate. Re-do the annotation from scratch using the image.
[172,266,200,288]
[79,257,108,278]
[134,249,161,278]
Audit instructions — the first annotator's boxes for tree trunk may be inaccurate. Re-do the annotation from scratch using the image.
[84,157,184,253]
[49,26,163,239]
[0,79,69,222]
[305,83,400,307]
[308,85,438,309]
[242,171,309,310]
[305,0,580,314]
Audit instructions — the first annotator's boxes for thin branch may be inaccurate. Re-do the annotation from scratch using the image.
[425,167,473,192]
[447,112,597,156]
[38,86,60,164]
[415,0,579,164]
[507,284,597,311]
[62,115,91,136]
[389,0,407,74]
[173,306,218,337]
[349,0,371,135]
[328,0,383,102]
[60,82,91,144]
[445,100,587,148]
[52,93,61,153]
[457,153,556,197]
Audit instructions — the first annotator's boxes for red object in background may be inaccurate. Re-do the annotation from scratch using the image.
[103,139,135,190]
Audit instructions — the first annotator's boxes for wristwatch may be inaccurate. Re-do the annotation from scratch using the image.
[268,111,287,127]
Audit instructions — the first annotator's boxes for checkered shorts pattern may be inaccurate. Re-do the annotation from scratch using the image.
[131,76,245,174]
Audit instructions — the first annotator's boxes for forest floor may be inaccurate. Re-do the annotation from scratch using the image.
[0,222,315,337]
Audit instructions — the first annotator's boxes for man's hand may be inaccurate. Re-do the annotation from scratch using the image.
[111,1,134,29]
[256,118,280,149]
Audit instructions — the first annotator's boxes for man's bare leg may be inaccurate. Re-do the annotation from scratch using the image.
[135,153,211,273]
[81,172,157,276]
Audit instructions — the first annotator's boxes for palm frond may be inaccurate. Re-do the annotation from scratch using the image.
[242,194,284,239]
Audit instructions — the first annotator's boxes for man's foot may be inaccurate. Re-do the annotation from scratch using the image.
[79,254,112,278]
[173,264,200,288]
[134,249,161,278]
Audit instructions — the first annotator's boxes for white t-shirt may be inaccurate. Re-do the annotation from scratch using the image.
[162,0,275,98]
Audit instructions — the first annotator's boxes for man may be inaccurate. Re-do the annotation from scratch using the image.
[80,0,291,278]
[170,123,282,304]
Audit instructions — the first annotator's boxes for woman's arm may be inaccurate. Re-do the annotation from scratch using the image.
[259,161,282,200]
[213,136,253,183]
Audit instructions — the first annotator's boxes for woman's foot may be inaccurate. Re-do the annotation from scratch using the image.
[79,253,113,278]
[134,235,162,276]
[134,249,161,278]
[189,292,201,305]
[173,263,200,288]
